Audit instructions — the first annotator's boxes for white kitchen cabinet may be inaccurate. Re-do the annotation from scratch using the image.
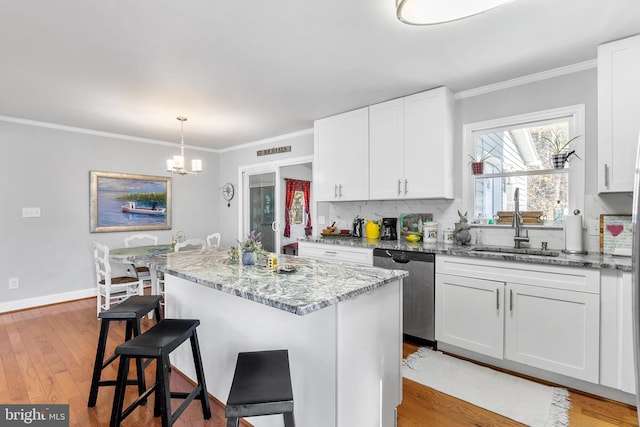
[314,107,369,201]
[435,273,504,359]
[436,256,600,383]
[369,87,454,200]
[504,282,600,383]
[298,241,373,266]
[598,34,640,193]
[600,270,635,394]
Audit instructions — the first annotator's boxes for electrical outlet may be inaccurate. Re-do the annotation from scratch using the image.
[22,207,41,218]
[8,277,19,289]
[587,219,600,236]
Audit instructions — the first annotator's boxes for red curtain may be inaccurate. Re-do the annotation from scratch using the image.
[284,179,311,238]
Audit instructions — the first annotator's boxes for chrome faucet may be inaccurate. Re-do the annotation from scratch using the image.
[513,187,529,249]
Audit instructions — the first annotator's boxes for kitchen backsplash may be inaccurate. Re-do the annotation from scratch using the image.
[317,192,633,253]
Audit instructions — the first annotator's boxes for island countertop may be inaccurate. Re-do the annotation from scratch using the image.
[118,247,408,316]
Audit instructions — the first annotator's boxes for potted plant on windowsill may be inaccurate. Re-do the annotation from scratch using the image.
[542,133,581,169]
[468,147,498,175]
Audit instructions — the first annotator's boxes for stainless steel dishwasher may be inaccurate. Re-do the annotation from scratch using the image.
[373,248,436,347]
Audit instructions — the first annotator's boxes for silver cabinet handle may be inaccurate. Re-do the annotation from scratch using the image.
[509,289,513,312]
[496,288,500,310]
[397,179,402,195]
[334,184,338,198]
[405,179,408,195]
[604,163,609,188]
[339,184,343,197]
[323,251,337,256]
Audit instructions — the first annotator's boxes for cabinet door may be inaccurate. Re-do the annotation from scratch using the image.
[600,270,635,393]
[340,108,369,201]
[435,273,504,359]
[314,108,369,201]
[369,98,404,200]
[504,283,600,383]
[598,34,640,193]
[314,114,343,201]
[403,88,454,199]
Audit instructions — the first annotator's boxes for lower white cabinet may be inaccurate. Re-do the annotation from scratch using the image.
[436,274,504,359]
[600,270,635,394]
[436,256,600,383]
[504,282,599,382]
[298,241,373,266]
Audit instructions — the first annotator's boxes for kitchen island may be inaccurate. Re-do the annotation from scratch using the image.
[127,248,407,427]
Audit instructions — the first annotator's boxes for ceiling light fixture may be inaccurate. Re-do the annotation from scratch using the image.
[166,116,202,176]
[396,0,514,25]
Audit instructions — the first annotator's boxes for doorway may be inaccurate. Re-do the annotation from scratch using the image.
[238,156,313,254]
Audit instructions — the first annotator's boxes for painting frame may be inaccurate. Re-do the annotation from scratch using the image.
[90,171,172,233]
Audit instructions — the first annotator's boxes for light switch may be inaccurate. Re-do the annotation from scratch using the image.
[22,207,41,218]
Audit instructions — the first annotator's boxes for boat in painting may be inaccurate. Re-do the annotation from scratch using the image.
[121,201,166,216]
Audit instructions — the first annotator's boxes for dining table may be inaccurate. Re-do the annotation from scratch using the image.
[110,244,173,298]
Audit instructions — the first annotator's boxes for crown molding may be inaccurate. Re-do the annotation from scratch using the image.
[454,59,597,100]
[217,128,314,153]
[0,114,219,152]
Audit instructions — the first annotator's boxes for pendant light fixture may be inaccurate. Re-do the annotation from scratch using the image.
[396,0,514,25]
[166,116,202,176]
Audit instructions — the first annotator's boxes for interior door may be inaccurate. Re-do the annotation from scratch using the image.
[242,169,280,253]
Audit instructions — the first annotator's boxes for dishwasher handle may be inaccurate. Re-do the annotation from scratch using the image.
[381,249,410,264]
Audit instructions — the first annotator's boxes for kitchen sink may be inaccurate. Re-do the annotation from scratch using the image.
[471,246,560,257]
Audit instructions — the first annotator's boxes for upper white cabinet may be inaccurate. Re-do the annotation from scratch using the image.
[314,107,369,201]
[598,34,640,193]
[369,87,454,200]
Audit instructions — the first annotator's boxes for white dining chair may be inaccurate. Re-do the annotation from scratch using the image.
[124,234,158,247]
[123,234,159,288]
[93,241,144,316]
[206,232,221,248]
[175,238,206,252]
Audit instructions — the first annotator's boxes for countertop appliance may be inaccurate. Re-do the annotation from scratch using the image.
[380,217,398,240]
[630,132,640,424]
[373,248,435,347]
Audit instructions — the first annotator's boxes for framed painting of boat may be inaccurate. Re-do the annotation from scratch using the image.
[90,171,172,233]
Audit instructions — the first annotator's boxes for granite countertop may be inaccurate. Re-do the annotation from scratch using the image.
[301,237,633,272]
[120,248,408,316]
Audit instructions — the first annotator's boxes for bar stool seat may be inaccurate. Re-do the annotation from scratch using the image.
[225,349,295,427]
[110,318,211,427]
[88,295,163,407]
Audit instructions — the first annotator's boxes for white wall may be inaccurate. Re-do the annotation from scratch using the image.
[0,120,219,311]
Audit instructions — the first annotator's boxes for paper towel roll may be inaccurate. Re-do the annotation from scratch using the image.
[564,214,583,253]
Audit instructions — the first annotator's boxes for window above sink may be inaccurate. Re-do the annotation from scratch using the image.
[462,105,585,226]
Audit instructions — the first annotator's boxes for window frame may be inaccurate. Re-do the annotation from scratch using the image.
[462,105,585,226]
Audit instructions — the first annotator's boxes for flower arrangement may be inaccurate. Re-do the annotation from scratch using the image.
[239,230,263,253]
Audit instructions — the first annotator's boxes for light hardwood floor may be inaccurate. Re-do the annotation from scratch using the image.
[0,298,637,426]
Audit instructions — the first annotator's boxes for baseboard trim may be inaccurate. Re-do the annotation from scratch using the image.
[0,288,96,313]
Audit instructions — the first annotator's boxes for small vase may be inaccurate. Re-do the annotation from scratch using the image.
[242,251,257,265]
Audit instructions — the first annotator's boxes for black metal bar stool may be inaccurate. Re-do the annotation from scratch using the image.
[88,295,163,407]
[109,318,211,427]
[225,349,295,427]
